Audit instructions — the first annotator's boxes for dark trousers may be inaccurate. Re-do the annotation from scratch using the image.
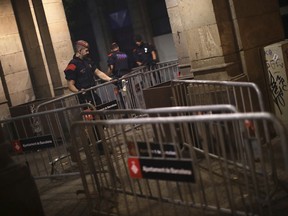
[78,90,104,153]
[77,90,102,107]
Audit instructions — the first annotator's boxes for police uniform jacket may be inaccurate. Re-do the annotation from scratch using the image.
[64,55,97,90]
[133,42,155,66]
[107,51,129,78]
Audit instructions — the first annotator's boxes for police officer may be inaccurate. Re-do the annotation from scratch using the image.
[133,34,158,68]
[107,42,130,79]
[107,42,130,109]
[64,40,112,106]
[64,40,112,154]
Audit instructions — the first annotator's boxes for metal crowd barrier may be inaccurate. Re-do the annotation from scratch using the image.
[141,62,179,88]
[171,79,270,150]
[1,103,95,179]
[70,105,288,216]
[36,60,180,112]
[36,81,120,113]
[171,79,265,112]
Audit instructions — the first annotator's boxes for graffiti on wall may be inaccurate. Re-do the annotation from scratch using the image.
[265,49,288,115]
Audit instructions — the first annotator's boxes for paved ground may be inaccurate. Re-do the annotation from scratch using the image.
[33,122,288,216]
[37,176,90,216]
[36,155,288,216]
[37,175,288,216]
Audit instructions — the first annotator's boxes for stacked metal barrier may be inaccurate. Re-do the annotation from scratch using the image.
[68,79,288,215]
[70,109,288,216]
[2,59,288,215]
[0,60,177,182]
[1,104,95,179]
[36,60,179,112]
[171,79,265,112]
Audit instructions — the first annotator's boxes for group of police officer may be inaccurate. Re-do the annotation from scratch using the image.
[63,35,158,154]
[64,34,158,100]
[107,34,158,79]
[64,35,157,106]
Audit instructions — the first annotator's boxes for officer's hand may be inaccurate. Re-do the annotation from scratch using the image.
[80,89,86,95]
[151,60,157,66]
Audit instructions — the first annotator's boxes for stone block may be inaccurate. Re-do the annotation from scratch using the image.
[187,25,222,61]
[233,0,280,18]
[10,88,35,107]
[0,15,18,36]
[0,0,14,17]
[171,32,190,60]
[165,0,178,8]
[48,22,71,43]
[241,47,266,81]
[194,69,230,81]
[191,56,225,69]
[238,11,285,50]
[0,52,28,75]
[0,103,10,120]
[5,71,33,95]
[0,35,23,56]
[44,2,67,23]
[224,53,243,77]
[217,21,238,55]
[166,6,184,33]
[178,0,216,29]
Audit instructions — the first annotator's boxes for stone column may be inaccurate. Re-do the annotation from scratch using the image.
[0,0,35,107]
[166,0,284,111]
[32,0,73,96]
[86,0,111,71]
[230,0,284,111]
[12,0,54,99]
[166,0,242,80]
[127,0,154,44]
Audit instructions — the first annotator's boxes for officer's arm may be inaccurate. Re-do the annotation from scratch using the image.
[152,50,157,62]
[95,68,113,81]
[136,61,142,66]
[106,65,114,76]
[67,80,79,93]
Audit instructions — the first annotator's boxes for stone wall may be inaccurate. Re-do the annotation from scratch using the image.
[165,0,285,111]
[0,0,73,118]
[0,0,35,110]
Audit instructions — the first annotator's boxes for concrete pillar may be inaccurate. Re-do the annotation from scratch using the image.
[127,0,154,44]
[166,0,284,111]
[230,0,284,111]
[32,0,73,96]
[166,0,240,80]
[0,0,35,107]
[0,61,10,119]
[86,0,111,71]
[12,0,54,99]
[166,0,284,78]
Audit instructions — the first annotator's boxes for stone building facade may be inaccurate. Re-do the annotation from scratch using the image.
[0,0,72,119]
[0,0,286,119]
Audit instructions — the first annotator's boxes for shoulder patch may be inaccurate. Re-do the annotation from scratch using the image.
[65,63,76,71]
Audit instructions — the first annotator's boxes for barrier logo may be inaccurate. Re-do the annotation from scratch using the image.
[128,158,142,179]
[11,140,23,153]
[128,157,195,182]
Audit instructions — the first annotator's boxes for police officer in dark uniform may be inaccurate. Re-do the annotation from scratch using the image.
[64,40,112,154]
[107,42,130,79]
[64,40,112,106]
[133,34,158,68]
[107,42,130,109]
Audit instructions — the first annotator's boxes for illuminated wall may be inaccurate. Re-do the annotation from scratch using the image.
[0,0,72,118]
